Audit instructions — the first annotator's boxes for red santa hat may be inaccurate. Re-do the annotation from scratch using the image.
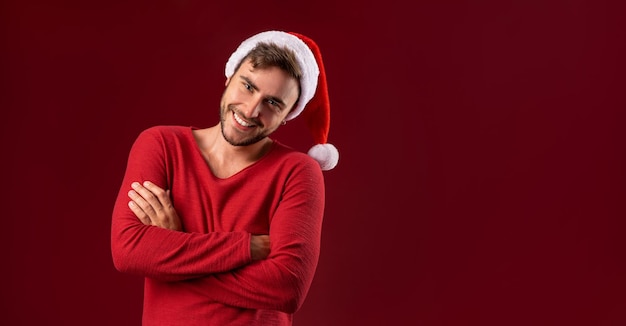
[224,30,339,171]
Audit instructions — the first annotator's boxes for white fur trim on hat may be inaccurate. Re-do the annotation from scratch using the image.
[224,31,320,121]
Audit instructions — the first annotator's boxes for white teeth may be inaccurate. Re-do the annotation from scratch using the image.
[234,112,253,127]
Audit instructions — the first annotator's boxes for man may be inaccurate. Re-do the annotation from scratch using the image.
[111,30,338,325]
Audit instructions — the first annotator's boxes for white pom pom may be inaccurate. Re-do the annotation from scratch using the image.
[307,143,339,171]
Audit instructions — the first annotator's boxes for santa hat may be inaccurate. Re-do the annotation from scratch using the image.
[225,30,339,171]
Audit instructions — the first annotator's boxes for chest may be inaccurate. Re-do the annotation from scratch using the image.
[169,167,284,234]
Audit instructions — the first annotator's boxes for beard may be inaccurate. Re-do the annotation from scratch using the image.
[219,104,271,147]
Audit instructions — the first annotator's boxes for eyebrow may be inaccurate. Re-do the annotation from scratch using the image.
[239,76,287,108]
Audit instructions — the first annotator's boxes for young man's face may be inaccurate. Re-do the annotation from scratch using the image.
[219,59,299,147]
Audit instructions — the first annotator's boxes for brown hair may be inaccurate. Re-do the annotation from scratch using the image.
[237,42,302,80]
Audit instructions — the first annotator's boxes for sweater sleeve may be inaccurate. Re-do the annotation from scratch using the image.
[110,127,252,281]
[181,159,325,313]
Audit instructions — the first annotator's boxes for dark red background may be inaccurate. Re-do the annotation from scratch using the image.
[3,0,625,325]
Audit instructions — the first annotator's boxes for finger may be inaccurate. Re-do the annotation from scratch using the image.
[128,189,158,219]
[128,200,151,225]
[131,182,163,211]
[144,182,178,216]
[142,181,170,205]
[164,189,176,209]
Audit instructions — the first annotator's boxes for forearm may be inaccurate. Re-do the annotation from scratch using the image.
[111,128,253,281]
[182,175,325,313]
[111,201,252,281]
[182,239,320,313]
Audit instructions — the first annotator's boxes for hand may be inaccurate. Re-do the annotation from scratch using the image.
[250,235,270,260]
[128,181,182,231]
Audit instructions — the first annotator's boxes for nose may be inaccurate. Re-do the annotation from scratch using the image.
[241,95,263,119]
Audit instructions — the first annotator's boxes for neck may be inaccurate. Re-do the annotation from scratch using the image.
[198,125,273,166]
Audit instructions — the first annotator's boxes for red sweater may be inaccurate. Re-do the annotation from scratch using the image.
[111,126,325,325]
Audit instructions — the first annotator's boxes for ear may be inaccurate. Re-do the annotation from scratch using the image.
[225,77,230,86]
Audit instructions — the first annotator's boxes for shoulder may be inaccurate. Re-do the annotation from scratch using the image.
[264,142,326,197]
[129,126,193,154]
[267,141,324,178]
[133,125,192,144]
[271,141,317,164]
[138,125,190,138]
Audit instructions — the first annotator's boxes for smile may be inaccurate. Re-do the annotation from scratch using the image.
[233,111,254,127]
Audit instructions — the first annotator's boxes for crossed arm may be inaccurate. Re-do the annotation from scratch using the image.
[111,128,324,312]
[127,180,270,260]
[121,178,322,312]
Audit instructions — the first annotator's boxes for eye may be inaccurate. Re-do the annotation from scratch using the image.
[243,83,253,92]
[266,99,282,112]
